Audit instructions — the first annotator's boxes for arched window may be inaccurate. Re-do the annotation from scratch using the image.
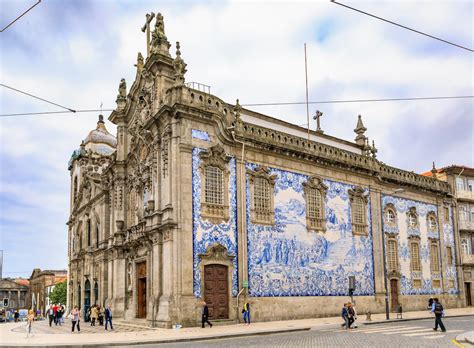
[387,239,398,271]
[428,216,437,230]
[461,239,469,255]
[204,166,223,205]
[410,240,421,271]
[408,213,417,227]
[430,241,440,273]
[386,209,396,224]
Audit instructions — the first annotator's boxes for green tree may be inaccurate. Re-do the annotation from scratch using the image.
[49,280,67,305]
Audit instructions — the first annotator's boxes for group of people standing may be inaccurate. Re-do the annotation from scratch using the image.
[47,304,65,327]
[341,302,357,329]
[69,303,114,333]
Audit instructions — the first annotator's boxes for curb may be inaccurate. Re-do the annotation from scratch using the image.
[0,327,311,348]
[362,314,473,325]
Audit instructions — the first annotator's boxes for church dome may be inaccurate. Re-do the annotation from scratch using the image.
[83,115,117,155]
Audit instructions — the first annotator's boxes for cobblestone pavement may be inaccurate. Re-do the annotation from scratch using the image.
[129,316,474,348]
[11,319,151,334]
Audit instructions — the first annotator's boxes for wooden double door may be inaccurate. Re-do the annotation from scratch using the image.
[390,279,399,311]
[136,261,147,318]
[204,264,229,319]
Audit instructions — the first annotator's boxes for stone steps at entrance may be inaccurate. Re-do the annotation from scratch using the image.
[210,319,238,326]
[115,318,154,330]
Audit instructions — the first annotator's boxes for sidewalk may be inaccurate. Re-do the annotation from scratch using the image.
[456,331,474,345]
[1,307,473,347]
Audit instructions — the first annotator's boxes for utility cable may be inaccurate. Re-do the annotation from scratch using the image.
[0,95,472,117]
[0,0,42,32]
[0,83,76,113]
[330,0,473,53]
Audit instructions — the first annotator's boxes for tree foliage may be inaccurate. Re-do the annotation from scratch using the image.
[49,280,67,305]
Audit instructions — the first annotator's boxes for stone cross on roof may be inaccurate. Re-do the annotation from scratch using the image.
[141,12,155,57]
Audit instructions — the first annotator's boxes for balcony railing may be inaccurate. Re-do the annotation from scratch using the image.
[457,190,474,200]
[459,220,474,231]
[461,253,474,265]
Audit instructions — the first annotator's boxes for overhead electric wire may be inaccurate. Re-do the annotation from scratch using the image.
[0,95,472,117]
[0,0,42,32]
[0,83,76,113]
[330,0,473,53]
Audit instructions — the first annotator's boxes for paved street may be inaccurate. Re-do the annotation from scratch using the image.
[131,316,474,348]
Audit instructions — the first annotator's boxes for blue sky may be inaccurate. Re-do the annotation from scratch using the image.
[0,0,472,278]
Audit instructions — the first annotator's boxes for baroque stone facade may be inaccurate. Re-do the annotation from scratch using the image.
[67,13,465,327]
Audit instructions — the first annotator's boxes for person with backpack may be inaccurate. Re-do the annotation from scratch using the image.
[341,303,349,329]
[431,298,446,332]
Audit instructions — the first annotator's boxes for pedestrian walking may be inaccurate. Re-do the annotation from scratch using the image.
[90,305,98,326]
[25,310,34,338]
[242,301,250,325]
[104,303,114,331]
[47,304,55,327]
[14,310,20,323]
[53,303,59,325]
[98,305,104,326]
[347,302,355,329]
[56,306,63,326]
[70,306,81,333]
[341,303,349,329]
[428,297,434,310]
[352,303,358,328]
[61,305,66,324]
[201,302,213,328]
[431,298,446,332]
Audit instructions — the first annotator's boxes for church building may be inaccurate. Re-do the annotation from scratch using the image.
[67,13,465,327]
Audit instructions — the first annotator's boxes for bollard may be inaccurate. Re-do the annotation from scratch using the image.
[365,310,372,321]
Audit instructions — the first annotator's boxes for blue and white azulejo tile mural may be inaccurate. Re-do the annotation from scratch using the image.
[192,148,238,297]
[246,163,375,297]
[192,129,211,142]
[443,206,458,294]
[381,195,457,295]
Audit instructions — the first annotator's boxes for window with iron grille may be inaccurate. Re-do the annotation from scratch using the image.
[386,209,396,224]
[428,215,437,230]
[254,177,271,213]
[353,197,365,225]
[410,241,421,271]
[204,166,224,205]
[387,239,398,271]
[430,242,440,272]
[307,188,323,218]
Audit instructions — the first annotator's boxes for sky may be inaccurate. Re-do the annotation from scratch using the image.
[0,0,472,278]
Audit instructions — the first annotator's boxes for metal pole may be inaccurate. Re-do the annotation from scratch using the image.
[0,250,3,279]
[304,43,310,141]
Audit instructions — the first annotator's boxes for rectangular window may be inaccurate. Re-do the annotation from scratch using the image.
[413,279,422,288]
[448,279,455,288]
[432,279,441,288]
[307,188,323,219]
[430,242,440,272]
[456,178,465,192]
[387,239,398,271]
[410,242,421,271]
[446,246,453,266]
[353,197,365,225]
[205,166,223,205]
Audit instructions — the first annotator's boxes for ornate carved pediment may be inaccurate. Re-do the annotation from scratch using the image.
[198,243,234,263]
[303,175,328,192]
[199,144,231,171]
[246,165,277,184]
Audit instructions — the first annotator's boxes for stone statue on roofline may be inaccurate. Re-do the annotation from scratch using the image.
[117,78,127,99]
[135,52,144,72]
[150,13,171,55]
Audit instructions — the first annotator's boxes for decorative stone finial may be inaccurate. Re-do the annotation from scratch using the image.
[431,161,437,178]
[313,110,324,134]
[172,41,187,86]
[150,12,171,55]
[98,114,104,123]
[371,140,378,159]
[354,114,367,147]
[233,99,242,121]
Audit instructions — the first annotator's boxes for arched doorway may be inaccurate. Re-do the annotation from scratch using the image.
[93,282,99,305]
[204,264,229,319]
[136,261,147,318]
[84,280,91,321]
